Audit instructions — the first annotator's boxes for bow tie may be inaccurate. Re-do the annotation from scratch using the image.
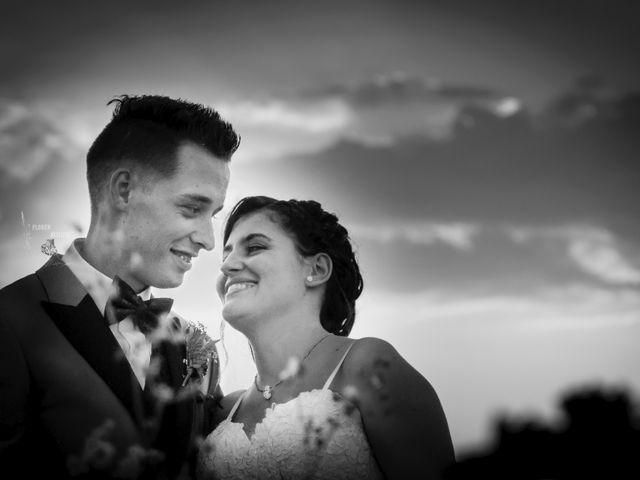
[107,276,174,335]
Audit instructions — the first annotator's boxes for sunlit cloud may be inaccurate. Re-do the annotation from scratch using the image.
[568,233,640,285]
[216,102,347,163]
[307,72,521,143]
[219,98,351,133]
[507,225,640,285]
[218,73,522,161]
[491,97,522,117]
[351,221,480,251]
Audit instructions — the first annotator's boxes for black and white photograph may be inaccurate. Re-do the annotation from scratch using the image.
[1,1,639,478]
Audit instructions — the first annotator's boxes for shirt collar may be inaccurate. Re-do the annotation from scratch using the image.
[63,238,151,315]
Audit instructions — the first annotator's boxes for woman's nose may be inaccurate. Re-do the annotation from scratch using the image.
[220,249,242,276]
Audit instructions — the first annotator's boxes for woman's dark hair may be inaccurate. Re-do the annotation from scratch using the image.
[223,196,363,336]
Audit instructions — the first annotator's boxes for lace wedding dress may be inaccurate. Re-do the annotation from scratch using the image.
[197,343,385,480]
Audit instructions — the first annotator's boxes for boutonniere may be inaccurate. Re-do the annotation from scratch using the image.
[41,238,58,256]
[181,321,219,390]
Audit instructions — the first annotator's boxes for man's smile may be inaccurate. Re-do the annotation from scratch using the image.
[170,248,197,268]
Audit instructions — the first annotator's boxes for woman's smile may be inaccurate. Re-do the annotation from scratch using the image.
[225,281,257,298]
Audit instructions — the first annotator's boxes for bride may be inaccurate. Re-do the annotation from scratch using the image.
[197,196,455,480]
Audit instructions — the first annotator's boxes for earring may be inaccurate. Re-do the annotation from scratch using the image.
[306,275,313,282]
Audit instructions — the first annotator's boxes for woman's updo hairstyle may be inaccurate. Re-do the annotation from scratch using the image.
[223,196,363,336]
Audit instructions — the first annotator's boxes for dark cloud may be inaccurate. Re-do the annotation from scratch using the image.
[303,73,504,107]
[235,84,640,235]
[541,75,627,126]
[355,228,603,295]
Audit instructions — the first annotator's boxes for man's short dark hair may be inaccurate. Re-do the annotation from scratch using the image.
[86,94,240,213]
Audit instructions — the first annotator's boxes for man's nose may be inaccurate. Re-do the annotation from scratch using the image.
[192,218,215,251]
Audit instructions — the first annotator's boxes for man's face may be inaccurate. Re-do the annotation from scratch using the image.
[121,142,230,289]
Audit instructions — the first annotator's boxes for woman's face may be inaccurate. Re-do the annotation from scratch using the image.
[217,211,309,327]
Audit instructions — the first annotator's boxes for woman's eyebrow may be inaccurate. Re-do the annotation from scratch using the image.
[223,233,271,254]
[243,233,271,243]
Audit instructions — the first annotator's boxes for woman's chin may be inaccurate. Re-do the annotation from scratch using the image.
[221,306,250,329]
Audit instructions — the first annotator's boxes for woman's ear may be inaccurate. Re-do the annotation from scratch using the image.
[305,253,332,286]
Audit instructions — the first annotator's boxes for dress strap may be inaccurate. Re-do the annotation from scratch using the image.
[322,341,356,390]
[227,390,247,421]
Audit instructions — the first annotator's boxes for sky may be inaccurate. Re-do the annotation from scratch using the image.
[1,0,639,453]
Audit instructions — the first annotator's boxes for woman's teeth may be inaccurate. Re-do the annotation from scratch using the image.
[227,283,254,295]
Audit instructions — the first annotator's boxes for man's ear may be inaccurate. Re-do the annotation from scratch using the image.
[108,168,133,212]
[305,253,333,286]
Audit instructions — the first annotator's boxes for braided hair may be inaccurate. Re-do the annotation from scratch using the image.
[223,196,363,336]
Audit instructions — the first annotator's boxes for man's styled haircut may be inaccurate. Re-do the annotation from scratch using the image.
[86,94,240,213]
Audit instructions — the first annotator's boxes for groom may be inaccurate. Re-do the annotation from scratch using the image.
[0,95,240,479]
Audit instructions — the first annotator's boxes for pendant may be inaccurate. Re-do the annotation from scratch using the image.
[263,385,272,400]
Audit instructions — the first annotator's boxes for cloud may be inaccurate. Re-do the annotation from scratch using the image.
[221,78,640,305]
[540,75,629,126]
[307,72,503,105]
[234,79,640,228]
[349,221,640,297]
[345,229,585,296]
[220,98,352,133]
[0,99,81,183]
[219,73,521,161]
[508,225,640,285]
[218,98,353,163]
[302,73,524,144]
[568,236,640,285]
[350,220,480,251]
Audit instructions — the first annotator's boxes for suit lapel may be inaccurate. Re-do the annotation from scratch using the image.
[147,332,194,469]
[160,322,192,432]
[152,338,186,391]
[37,256,147,428]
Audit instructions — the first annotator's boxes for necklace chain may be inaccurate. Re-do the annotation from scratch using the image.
[254,333,331,400]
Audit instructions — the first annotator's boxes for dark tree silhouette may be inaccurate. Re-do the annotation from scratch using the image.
[446,384,640,479]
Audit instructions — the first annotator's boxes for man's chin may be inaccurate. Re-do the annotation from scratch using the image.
[161,277,185,289]
[146,272,186,289]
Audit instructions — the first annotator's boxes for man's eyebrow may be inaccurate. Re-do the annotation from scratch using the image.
[222,233,271,254]
[177,193,213,205]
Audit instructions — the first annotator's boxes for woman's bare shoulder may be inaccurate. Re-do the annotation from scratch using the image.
[344,337,401,369]
[339,336,431,393]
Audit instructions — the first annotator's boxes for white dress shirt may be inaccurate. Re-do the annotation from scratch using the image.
[63,238,152,389]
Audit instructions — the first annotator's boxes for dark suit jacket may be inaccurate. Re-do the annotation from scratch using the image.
[0,255,220,479]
